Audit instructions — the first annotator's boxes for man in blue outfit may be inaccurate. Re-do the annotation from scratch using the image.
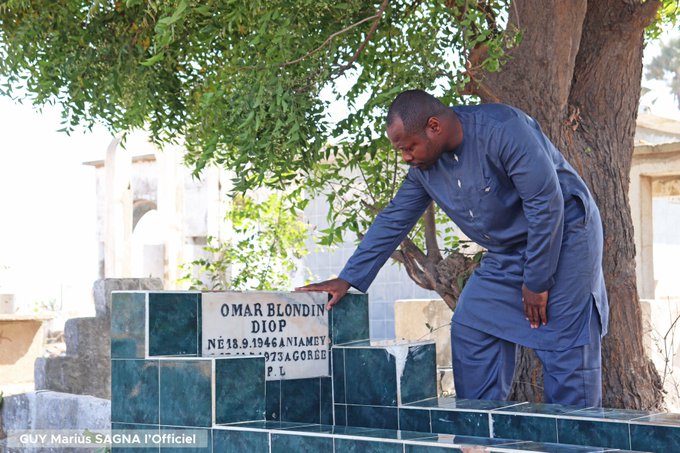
[297,89,608,408]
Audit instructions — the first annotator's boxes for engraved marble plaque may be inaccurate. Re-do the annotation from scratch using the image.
[201,292,329,380]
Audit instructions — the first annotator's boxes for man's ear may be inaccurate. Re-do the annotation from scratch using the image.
[426,116,441,134]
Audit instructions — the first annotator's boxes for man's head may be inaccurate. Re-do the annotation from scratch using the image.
[386,90,458,170]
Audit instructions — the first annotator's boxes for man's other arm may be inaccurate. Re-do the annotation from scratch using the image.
[498,116,564,327]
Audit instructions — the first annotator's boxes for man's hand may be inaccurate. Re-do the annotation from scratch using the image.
[522,284,548,329]
[295,278,351,311]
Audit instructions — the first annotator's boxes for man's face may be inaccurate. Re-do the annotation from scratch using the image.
[387,117,443,170]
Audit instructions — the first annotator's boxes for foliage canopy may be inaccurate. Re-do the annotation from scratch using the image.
[0,0,516,252]
[0,0,675,289]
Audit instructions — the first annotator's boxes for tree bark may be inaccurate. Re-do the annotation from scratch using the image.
[391,205,478,311]
[470,0,664,409]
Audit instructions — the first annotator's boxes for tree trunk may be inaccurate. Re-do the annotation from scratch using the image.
[471,0,664,409]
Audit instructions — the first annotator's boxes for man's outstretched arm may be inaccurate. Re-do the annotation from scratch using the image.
[296,169,431,310]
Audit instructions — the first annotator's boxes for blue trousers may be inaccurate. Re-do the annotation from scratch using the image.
[450,301,602,407]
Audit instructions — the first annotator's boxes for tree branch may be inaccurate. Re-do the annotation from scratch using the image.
[461,68,503,102]
[237,5,387,71]
[334,0,390,78]
[424,202,443,262]
[389,147,399,200]
[400,237,438,288]
[390,249,405,264]
[441,293,457,311]
[630,0,662,30]
[282,8,385,69]
[358,162,379,211]
[399,246,433,289]
[401,237,429,264]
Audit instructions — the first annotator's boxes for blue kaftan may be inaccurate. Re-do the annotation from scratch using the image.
[338,104,609,351]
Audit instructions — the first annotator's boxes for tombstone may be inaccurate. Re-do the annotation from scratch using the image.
[96,290,680,452]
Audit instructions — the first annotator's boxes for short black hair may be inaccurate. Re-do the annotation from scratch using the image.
[386,90,449,135]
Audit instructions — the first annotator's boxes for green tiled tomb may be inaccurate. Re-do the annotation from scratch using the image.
[110,290,678,452]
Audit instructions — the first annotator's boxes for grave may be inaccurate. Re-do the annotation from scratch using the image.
[107,290,678,452]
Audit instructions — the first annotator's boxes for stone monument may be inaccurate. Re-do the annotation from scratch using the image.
[34,278,162,399]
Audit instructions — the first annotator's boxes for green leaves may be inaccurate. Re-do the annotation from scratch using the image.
[178,192,310,291]
[140,52,164,67]
[0,0,518,292]
[157,0,188,27]
[646,0,679,39]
